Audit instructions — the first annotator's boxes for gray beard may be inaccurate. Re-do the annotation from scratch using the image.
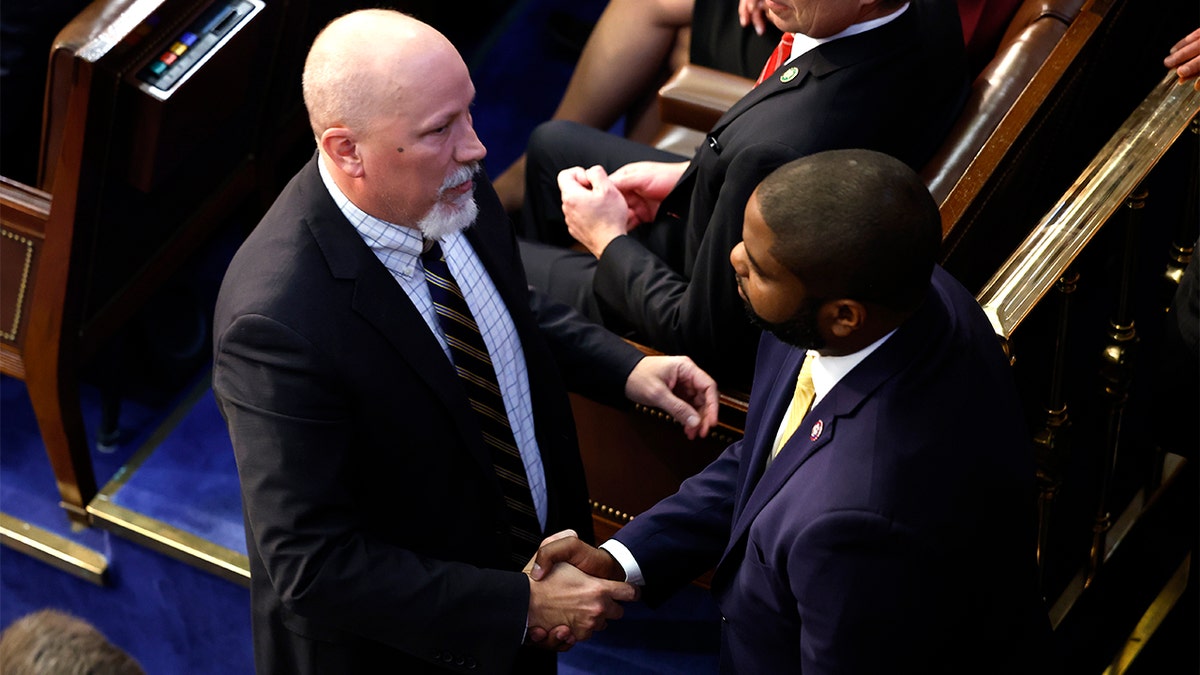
[416,190,478,241]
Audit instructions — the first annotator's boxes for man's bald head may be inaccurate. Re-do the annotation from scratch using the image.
[756,149,941,314]
[302,10,460,139]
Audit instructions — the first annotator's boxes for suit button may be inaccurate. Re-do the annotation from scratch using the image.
[721,616,729,623]
[441,652,454,663]
[455,656,466,666]
[466,657,477,669]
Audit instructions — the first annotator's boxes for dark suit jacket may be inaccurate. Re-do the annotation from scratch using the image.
[613,266,1050,674]
[212,157,643,674]
[592,0,968,387]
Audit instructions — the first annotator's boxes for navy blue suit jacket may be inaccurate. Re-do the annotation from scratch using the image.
[613,266,1049,673]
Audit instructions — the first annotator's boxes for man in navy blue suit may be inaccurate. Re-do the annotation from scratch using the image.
[531,149,1051,672]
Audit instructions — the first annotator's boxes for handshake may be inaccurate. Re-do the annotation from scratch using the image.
[523,529,638,652]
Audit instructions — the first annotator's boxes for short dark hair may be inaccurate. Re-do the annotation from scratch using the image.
[756,148,941,312]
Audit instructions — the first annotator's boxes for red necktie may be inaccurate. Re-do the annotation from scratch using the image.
[755,32,795,86]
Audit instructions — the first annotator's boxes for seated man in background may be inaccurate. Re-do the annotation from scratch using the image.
[519,0,969,388]
[492,0,782,214]
[213,9,717,674]
[532,149,1051,672]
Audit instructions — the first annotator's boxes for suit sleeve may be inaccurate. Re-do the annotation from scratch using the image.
[611,439,745,605]
[213,313,529,673]
[528,287,643,406]
[591,141,799,376]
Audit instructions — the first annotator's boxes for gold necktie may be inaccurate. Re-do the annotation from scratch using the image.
[771,353,815,461]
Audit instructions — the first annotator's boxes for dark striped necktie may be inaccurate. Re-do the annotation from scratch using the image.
[421,241,542,566]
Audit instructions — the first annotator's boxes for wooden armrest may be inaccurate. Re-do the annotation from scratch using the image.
[657,63,755,134]
[922,0,1085,207]
[1,177,51,235]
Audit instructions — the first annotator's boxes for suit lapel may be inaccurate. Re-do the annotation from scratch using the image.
[709,6,916,139]
[736,344,805,511]
[299,161,497,476]
[718,323,919,569]
[667,15,916,220]
[711,49,818,136]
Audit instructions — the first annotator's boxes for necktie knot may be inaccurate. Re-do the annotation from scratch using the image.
[421,239,443,261]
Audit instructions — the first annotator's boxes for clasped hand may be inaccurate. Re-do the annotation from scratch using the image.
[524,530,631,651]
[556,160,688,257]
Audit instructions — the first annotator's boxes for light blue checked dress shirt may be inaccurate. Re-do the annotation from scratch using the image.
[318,160,548,529]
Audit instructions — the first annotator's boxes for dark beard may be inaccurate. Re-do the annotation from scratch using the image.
[743,294,826,351]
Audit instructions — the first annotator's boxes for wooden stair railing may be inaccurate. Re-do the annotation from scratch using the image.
[973,72,1197,667]
[977,68,1199,583]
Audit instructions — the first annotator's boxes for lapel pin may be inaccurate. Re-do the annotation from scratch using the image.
[810,419,824,441]
[780,67,799,83]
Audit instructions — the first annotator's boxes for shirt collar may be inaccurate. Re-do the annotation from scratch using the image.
[809,328,897,404]
[789,2,910,60]
[318,156,425,275]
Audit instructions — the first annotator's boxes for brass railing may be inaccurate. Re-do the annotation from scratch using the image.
[978,73,1200,339]
[975,71,1199,636]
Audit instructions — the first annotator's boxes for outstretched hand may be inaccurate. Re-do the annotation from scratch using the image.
[529,532,625,583]
[525,530,628,651]
[625,355,720,440]
[526,554,635,643]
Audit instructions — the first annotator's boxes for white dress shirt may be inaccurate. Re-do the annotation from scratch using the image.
[788,2,910,61]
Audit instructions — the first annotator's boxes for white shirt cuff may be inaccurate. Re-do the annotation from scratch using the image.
[599,540,645,586]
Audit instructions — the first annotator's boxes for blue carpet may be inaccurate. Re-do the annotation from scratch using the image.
[0,375,175,549]
[109,384,246,554]
[1,370,253,675]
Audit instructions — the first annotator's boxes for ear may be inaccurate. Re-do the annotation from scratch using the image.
[825,299,867,339]
[319,127,364,178]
